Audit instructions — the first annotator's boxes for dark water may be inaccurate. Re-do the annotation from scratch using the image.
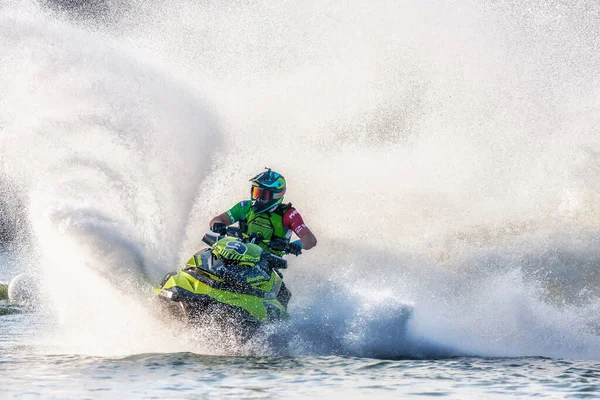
[2,305,600,399]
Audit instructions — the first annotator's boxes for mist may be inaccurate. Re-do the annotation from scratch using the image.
[1,0,600,359]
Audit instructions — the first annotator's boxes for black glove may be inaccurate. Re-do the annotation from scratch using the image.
[210,222,226,234]
[286,241,302,256]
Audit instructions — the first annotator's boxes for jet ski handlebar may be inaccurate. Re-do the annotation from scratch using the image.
[205,223,299,255]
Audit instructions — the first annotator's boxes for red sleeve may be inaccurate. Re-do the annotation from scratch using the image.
[283,208,309,237]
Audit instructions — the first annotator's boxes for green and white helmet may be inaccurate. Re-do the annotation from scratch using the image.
[250,168,286,214]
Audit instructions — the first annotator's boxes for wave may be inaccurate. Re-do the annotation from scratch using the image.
[1,0,600,359]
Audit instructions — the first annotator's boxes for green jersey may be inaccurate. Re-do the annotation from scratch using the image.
[225,201,295,255]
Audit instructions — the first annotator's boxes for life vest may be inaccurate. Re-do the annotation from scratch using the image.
[239,203,293,254]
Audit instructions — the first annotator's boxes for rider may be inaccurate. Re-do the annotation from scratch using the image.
[209,168,318,257]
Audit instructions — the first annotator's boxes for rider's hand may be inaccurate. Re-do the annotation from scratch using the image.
[287,240,303,256]
[211,222,226,234]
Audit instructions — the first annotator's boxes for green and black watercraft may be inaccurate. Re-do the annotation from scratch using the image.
[155,226,294,338]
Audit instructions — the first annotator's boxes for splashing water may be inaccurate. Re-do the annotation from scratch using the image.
[1,0,600,359]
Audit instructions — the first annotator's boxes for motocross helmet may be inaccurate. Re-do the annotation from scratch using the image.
[250,168,286,214]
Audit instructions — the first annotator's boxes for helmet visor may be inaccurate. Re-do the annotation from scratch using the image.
[251,186,272,201]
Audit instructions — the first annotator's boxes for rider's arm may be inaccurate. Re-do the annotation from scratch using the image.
[283,208,317,250]
[209,213,230,227]
[209,201,252,228]
[297,228,317,250]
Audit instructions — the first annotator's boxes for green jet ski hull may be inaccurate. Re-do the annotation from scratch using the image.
[155,234,290,339]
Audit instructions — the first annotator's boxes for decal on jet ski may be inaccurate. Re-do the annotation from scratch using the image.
[225,241,248,255]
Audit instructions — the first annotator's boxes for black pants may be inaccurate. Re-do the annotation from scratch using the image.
[277,282,292,308]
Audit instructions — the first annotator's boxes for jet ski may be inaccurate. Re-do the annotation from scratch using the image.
[154,226,294,340]
[0,281,7,301]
